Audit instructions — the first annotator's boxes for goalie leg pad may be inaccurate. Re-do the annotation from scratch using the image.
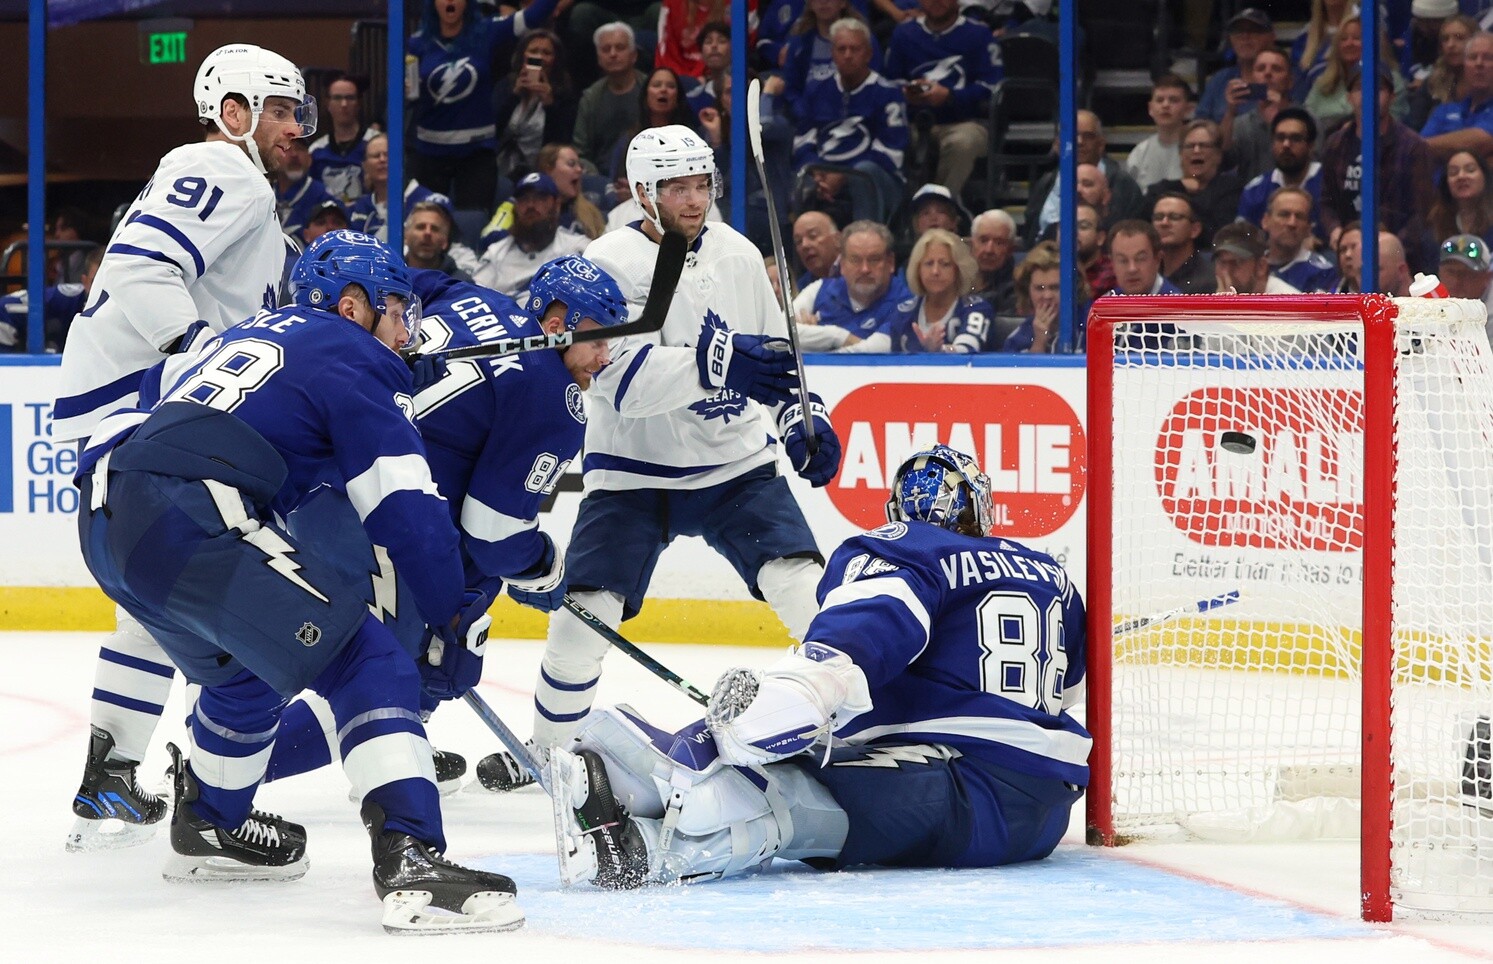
[532,590,623,748]
[708,643,873,766]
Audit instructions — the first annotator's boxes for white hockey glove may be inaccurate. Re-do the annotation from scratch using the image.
[707,642,872,767]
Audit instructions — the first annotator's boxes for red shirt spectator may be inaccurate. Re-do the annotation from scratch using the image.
[656,0,756,78]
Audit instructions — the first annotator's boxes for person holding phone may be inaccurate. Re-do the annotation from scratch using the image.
[495,29,579,180]
[1221,46,1296,183]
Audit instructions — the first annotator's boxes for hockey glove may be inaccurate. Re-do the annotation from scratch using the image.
[708,642,873,767]
[696,322,798,406]
[420,590,492,701]
[409,352,448,393]
[505,532,567,612]
[776,394,842,487]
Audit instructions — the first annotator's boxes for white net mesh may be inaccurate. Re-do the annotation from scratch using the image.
[1098,296,1493,914]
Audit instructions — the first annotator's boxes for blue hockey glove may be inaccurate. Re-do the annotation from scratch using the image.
[409,352,449,393]
[696,318,797,406]
[419,590,492,701]
[505,532,566,612]
[776,394,842,488]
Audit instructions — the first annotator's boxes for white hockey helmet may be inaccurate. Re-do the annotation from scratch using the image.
[194,44,316,172]
[625,125,719,232]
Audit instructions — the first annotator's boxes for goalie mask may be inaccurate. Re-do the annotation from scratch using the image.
[527,255,628,331]
[625,125,719,233]
[886,444,995,537]
[194,44,316,174]
[291,230,421,348]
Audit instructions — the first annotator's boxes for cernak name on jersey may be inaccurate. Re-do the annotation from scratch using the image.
[938,547,1071,594]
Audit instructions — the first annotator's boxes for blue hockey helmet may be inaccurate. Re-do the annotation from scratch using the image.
[886,444,995,537]
[291,229,421,347]
[526,255,627,331]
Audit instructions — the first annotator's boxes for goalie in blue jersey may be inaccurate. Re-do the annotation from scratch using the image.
[74,231,523,934]
[552,444,1091,886]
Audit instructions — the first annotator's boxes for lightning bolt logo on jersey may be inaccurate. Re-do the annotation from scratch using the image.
[427,59,479,105]
[883,15,1003,126]
[792,71,908,180]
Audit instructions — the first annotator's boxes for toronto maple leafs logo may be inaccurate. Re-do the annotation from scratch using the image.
[690,390,748,422]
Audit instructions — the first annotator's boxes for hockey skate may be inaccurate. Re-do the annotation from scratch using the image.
[66,725,168,853]
[362,800,524,934]
[162,742,309,882]
[432,748,467,795]
[475,745,540,792]
[554,749,651,890]
[1464,716,1493,817]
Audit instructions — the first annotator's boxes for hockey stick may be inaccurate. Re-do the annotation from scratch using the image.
[562,594,711,706]
[746,77,817,463]
[1112,590,1242,637]
[461,690,550,793]
[431,230,689,362]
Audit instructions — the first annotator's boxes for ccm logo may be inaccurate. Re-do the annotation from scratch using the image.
[1154,387,1363,552]
[826,383,1086,537]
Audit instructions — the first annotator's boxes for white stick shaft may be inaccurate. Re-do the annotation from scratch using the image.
[1112,590,1242,637]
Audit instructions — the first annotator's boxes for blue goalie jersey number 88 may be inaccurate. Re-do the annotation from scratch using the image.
[976,591,1067,715]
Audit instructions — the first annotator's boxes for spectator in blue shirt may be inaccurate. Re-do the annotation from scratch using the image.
[1262,186,1338,292]
[1237,107,1326,236]
[0,245,101,353]
[1002,240,1090,354]
[883,0,1001,198]
[792,18,909,224]
[1421,30,1493,161]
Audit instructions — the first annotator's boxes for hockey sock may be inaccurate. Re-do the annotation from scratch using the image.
[262,694,338,783]
[312,615,444,851]
[187,669,286,829]
[532,590,621,746]
[91,609,176,762]
[756,556,824,641]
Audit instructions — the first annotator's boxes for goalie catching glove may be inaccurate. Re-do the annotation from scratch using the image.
[420,590,492,701]
[707,642,872,767]
[776,393,842,487]
[504,531,566,612]
[695,314,797,406]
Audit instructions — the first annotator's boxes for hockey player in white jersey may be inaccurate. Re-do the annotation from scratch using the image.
[526,125,843,757]
[61,43,315,853]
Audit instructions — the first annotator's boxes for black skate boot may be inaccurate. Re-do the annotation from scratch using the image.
[66,725,168,853]
[163,742,308,882]
[1465,716,1493,817]
[362,800,524,934]
[432,748,467,796]
[573,750,650,890]
[476,747,538,792]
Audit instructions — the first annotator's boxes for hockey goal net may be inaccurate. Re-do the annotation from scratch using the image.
[1085,294,1493,921]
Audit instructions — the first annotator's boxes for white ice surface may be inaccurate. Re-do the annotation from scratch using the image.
[7,632,1493,963]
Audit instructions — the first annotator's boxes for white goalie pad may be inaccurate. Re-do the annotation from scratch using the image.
[549,749,599,887]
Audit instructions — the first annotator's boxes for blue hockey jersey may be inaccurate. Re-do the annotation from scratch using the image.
[78,306,465,632]
[407,270,586,586]
[309,127,379,204]
[792,71,908,178]
[0,282,87,352]
[406,0,559,157]
[348,181,452,242]
[881,293,998,353]
[276,175,337,243]
[883,15,1003,125]
[811,274,913,339]
[809,520,1091,786]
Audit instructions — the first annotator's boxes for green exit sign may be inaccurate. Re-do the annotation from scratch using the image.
[138,19,192,65]
[148,32,187,64]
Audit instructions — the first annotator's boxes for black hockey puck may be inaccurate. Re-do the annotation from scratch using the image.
[1219,431,1256,455]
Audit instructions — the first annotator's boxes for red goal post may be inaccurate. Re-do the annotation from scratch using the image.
[1084,293,1493,922]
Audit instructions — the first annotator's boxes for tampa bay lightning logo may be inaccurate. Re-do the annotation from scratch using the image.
[817,119,874,165]
[565,382,586,423]
[866,522,908,541]
[428,59,478,105]
[915,55,969,92]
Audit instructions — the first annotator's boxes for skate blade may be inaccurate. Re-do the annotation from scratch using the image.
[380,890,524,935]
[162,852,309,883]
[65,815,160,853]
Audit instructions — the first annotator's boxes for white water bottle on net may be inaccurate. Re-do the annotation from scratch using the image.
[1085,294,1493,921]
